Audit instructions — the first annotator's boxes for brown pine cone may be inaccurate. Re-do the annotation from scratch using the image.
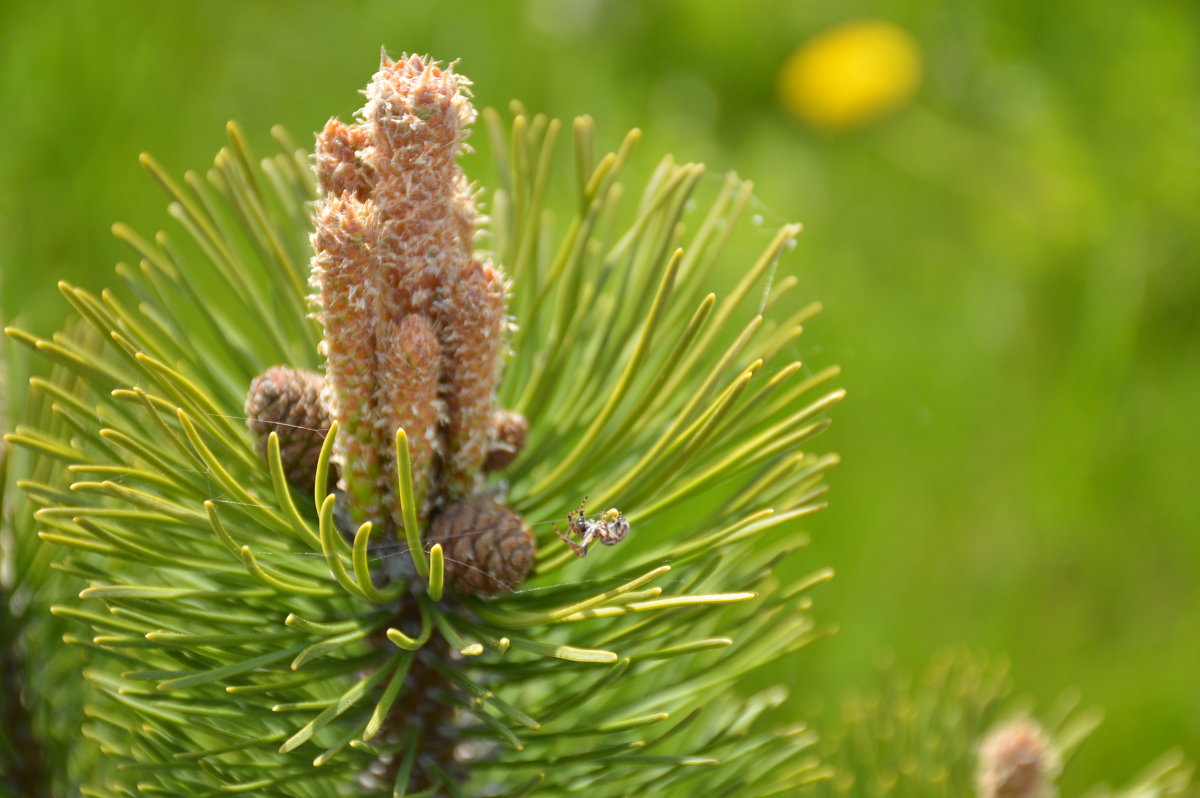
[483,408,528,472]
[426,497,535,596]
[245,366,334,494]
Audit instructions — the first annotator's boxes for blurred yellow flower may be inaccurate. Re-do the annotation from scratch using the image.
[779,20,922,131]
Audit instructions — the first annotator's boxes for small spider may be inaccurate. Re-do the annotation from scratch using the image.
[555,496,629,558]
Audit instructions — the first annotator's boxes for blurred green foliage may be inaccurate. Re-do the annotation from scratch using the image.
[2,0,1197,793]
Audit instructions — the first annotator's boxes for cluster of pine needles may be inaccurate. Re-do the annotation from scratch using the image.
[2,98,840,795]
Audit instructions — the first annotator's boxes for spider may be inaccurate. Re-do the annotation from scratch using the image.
[555,496,629,557]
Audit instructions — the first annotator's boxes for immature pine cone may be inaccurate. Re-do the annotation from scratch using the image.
[245,366,333,494]
[426,497,535,596]
[483,408,528,472]
[976,719,1060,798]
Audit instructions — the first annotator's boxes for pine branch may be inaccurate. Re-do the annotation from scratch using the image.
[3,53,840,796]
[807,650,1195,797]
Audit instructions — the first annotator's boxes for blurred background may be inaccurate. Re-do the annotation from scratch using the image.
[2,0,1197,791]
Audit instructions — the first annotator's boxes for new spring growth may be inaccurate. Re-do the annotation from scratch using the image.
[976,719,1061,798]
[310,53,509,526]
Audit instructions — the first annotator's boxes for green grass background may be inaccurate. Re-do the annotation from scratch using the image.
[2,0,1198,792]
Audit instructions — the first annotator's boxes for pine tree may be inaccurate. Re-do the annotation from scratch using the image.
[0,51,1192,798]
[2,53,839,796]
